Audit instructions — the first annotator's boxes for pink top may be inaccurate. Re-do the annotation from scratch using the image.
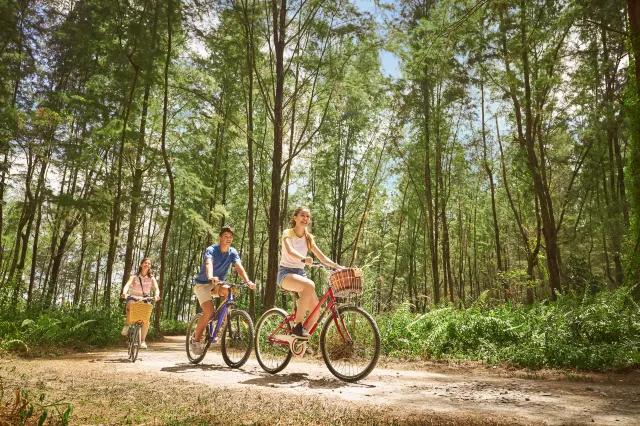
[129,274,153,298]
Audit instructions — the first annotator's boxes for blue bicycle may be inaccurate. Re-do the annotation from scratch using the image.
[185,281,254,368]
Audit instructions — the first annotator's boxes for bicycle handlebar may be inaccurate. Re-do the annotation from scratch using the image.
[307,262,343,270]
[217,281,253,289]
[133,296,156,303]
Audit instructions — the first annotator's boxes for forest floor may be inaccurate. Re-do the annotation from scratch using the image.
[1,336,639,425]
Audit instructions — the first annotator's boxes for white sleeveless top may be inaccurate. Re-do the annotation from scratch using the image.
[280,228,313,268]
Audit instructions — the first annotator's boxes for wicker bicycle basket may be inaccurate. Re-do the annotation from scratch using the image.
[129,302,153,324]
[329,268,363,298]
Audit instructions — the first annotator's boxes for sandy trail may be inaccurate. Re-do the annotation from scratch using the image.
[3,336,639,425]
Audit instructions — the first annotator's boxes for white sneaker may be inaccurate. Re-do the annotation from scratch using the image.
[121,326,129,336]
[191,341,203,355]
[140,341,148,349]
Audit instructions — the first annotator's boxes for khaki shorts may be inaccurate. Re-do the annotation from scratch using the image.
[194,283,220,305]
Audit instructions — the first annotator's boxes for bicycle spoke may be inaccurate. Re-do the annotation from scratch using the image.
[321,306,380,382]
[221,310,253,368]
[186,313,211,364]
[254,308,292,374]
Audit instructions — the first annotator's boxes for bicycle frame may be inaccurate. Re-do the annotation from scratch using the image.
[268,285,351,347]
[205,287,237,344]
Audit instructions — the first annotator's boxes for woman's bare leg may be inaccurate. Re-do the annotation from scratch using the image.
[125,301,132,326]
[142,323,150,341]
[281,274,318,326]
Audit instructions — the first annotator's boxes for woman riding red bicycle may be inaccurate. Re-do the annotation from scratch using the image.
[278,206,343,338]
[255,206,381,382]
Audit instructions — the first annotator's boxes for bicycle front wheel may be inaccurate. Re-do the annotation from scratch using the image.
[320,306,380,382]
[129,325,141,362]
[221,310,254,368]
[127,327,135,360]
[186,313,211,364]
[254,308,292,374]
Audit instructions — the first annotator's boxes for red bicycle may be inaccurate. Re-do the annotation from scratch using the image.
[254,264,380,382]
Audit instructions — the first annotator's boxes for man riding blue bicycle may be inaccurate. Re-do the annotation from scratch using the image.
[191,225,255,355]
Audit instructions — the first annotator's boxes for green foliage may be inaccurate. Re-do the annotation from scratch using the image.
[156,319,187,336]
[376,287,640,369]
[0,307,127,355]
[0,382,72,426]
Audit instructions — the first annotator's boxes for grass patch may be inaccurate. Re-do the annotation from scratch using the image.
[2,365,540,426]
[0,377,72,425]
[517,371,546,380]
[565,372,594,382]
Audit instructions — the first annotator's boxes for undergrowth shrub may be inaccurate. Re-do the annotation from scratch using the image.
[1,305,135,355]
[376,286,640,369]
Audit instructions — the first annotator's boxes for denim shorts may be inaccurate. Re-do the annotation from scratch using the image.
[277,266,306,287]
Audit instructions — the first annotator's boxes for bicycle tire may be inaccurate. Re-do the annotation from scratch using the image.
[130,325,141,362]
[254,308,292,374]
[127,326,135,361]
[221,310,254,368]
[186,313,211,364]
[320,306,380,382]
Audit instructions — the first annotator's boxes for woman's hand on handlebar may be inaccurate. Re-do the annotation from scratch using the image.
[309,261,344,270]
[301,256,313,265]
[121,293,127,299]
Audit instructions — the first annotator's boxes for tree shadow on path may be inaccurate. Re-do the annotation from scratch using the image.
[240,372,375,390]
[160,363,248,374]
[103,357,135,364]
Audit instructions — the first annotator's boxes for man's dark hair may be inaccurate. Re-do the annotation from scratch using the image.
[219,225,234,236]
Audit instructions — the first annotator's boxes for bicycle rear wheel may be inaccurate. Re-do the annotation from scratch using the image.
[129,325,141,362]
[221,310,254,368]
[186,313,211,364]
[320,306,380,382]
[254,308,292,374]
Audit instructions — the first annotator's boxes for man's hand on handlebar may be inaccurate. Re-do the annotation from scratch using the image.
[208,276,220,285]
[246,281,256,289]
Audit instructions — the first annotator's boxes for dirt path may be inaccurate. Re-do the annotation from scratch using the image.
[2,336,639,425]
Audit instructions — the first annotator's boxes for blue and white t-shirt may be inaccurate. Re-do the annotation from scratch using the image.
[194,244,241,284]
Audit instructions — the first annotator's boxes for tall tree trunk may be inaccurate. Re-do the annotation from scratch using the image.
[106,63,140,308]
[122,0,161,292]
[92,251,102,309]
[350,138,387,266]
[387,181,409,309]
[73,215,88,306]
[496,116,540,303]
[157,0,174,332]
[421,78,439,304]
[480,74,502,272]
[242,0,256,319]
[264,0,286,310]
[27,195,43,308]
[0,4,26,271]
[6,148,35,289]
[628,1,640,271]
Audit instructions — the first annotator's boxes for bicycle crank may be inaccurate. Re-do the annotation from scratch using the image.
[273,334,307,357]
